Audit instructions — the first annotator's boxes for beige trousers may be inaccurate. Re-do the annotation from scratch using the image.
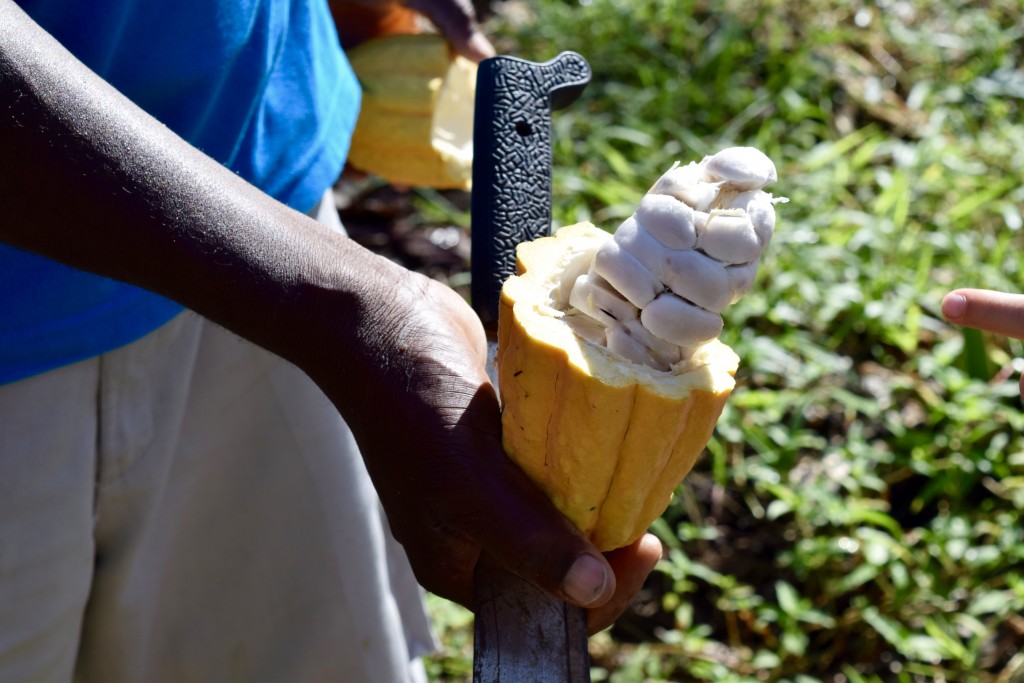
[0,194,435,682]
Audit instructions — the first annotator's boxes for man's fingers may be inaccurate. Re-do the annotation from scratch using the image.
[587,533,663,634]
[942,288,1024,340]
[461,456,616,609]
[402,0,495,62]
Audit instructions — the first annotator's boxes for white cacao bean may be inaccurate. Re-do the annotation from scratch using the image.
[569,273,639,326]
[606,320,682,371]
[693,211,710,235]
[563,313,608,348]
[634,193,697,250]
[650,162,721,212]
[640,293,724,347]
[591,238,663,308]
[551,241,603,306]
[702,146,777,191]
[605,324,652,367]
[696,210,762,265]
[731,190,777,248]
[613,216,672,279]
[725,261,759,303]
[661,249,732,313]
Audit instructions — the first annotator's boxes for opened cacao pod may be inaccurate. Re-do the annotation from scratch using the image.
[497,223,739,552]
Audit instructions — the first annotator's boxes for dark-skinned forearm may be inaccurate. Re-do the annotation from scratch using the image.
[0,0,379,373]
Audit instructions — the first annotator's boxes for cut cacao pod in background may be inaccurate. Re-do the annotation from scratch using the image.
[346,33,475,190]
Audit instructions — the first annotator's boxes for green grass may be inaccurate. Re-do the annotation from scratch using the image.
[422,1,1024,680]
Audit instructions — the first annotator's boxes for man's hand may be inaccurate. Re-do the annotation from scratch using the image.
[306,258,661,632]
[329,0,495,62]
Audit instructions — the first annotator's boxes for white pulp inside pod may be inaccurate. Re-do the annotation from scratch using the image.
[562,147,788,371]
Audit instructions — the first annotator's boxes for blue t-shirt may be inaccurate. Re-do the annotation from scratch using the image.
[0,0,361,384]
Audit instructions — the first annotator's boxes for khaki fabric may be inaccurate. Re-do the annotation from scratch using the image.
[0,192,436,682]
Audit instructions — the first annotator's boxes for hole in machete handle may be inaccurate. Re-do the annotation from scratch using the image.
[515,120,533,137]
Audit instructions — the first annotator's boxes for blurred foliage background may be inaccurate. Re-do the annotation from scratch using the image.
[355,0,1024,680]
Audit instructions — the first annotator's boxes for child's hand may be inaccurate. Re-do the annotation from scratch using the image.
[942,288,1024,397]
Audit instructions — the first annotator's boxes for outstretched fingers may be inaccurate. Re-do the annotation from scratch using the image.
[942,288,1024,340]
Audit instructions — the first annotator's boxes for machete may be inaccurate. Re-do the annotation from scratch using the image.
[468,51,592,682]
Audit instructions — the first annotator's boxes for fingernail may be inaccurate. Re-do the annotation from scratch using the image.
[562,554,609,606]
[468,32,496,61]
[943,292,967,320]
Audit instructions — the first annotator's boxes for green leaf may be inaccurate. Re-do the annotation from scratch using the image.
[776,580,801,614]
[961,327,993,381]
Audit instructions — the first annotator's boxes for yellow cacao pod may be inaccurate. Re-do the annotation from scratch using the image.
[497,223,739,552]
[346,33,475,190]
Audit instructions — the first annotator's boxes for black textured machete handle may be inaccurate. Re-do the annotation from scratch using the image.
[470,52,591,324]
